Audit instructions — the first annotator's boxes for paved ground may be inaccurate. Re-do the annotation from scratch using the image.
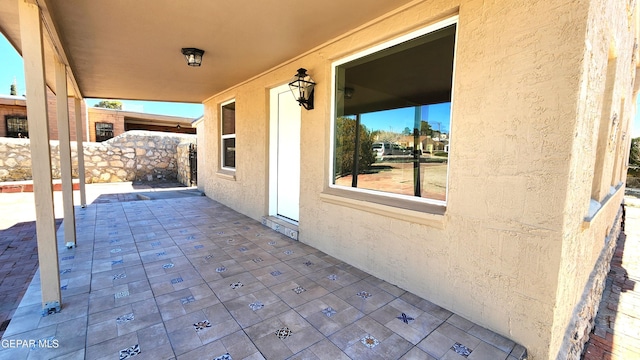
[582,195,640,360]
[0,182,526,360]
[0,181,192,339]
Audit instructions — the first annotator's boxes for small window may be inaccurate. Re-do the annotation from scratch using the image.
[331,18,457,205]
[6,116,28,138]
[95,122,114,142]
[221,100,236,170]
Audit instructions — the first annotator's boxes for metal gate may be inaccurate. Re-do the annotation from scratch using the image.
[189,143,197,186]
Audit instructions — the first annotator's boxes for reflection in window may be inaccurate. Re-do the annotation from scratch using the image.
[6,116,28,138]
[221,100,236,170]
[95,122,114,142]
[333,21,456,204]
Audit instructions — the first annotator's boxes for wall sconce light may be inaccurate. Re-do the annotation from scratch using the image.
[176,124,182,129]
[181,48,205,67]
[288,68,315,110]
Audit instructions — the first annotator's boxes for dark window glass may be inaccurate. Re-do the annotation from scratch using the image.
[221,102,236,169]
[6,116,28,138]
[333,23,456,203]
[223,138,236,168]
[96,122,114,142]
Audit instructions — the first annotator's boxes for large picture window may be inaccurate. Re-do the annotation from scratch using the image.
[331,18,457,205]
[95,122,114,142]
[221,100,236,170]
[6,116,28,138]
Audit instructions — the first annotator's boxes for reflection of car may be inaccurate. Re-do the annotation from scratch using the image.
[373,142,391,156]
[392,144,410,155]
[373,142,410,157]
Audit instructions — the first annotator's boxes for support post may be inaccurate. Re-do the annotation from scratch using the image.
[74,98,87,207]
[55,61,76,248]
[18,0,61,313]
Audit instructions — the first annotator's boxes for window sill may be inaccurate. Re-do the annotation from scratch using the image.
[216,169,236,181]
[582,182,623,228]
[319,188,446,229]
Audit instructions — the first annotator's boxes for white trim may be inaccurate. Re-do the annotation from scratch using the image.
[268,85,286,216]
[329,16,458,208]
[220,98,236,172]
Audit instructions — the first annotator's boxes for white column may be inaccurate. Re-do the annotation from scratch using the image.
[18,0,61,312]
[74,98,87,207]
[55,60,76,247]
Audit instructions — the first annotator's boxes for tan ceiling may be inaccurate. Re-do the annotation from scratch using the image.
[0,0,416,103]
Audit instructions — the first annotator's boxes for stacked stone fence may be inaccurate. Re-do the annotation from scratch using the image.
[0,131,196,185]
[177,142,196,186]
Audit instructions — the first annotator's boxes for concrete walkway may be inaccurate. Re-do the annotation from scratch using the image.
[582,195,640,359]
[0,182,526,360]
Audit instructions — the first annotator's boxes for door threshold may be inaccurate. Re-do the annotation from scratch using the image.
[261,216,299,241]
[276,215,298,226]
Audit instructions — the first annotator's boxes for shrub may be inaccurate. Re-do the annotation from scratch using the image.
[334,117,376,177]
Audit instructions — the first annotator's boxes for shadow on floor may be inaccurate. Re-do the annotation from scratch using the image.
[0,219,62,339]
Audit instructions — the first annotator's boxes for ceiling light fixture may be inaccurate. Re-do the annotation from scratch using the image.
[181,48,205,67]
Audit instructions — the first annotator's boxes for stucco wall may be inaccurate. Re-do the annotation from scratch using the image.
[0,131,196,183]
[553,0,638,358]
[198,1,636,359]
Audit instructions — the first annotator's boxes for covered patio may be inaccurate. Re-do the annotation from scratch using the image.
[0,184,526,359]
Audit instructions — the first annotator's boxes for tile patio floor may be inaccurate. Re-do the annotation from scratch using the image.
[0,185,526,360]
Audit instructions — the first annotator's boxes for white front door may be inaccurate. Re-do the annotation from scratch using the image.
[269,84,301,222]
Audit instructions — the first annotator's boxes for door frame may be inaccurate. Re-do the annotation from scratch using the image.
[268,83,301,222]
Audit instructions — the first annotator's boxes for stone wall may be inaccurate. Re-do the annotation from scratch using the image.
[0,131,196,183]
[176,142,196,186]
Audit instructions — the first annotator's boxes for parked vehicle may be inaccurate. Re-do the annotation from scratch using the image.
[372,142,391,157]
[372,142,410,157]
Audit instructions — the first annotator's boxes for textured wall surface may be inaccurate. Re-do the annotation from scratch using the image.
[177,142,197,186]
[198,1,638,359]
[0,131,196,183]
[552,0,638,358]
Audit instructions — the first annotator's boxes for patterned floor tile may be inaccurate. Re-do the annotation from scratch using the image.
[0,186,524,360]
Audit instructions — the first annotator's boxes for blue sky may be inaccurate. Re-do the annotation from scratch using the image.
[360,103,451,134]
[0,33,203,119]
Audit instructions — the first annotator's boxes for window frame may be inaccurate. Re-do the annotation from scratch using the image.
[95,122,114,142]
[220,99,236,172]
[328,16,458,207]
[5,115,28,138]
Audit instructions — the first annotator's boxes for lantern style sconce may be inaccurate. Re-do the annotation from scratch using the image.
[288,68,315,110]
[181,48,205,67]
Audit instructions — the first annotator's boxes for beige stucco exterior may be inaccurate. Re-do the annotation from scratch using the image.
[196,1,638,359]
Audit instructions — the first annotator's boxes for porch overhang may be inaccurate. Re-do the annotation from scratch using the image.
[0,0,416,104]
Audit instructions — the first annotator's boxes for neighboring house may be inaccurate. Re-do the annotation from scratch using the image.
[0,89,86,141]
[87,107,196,142]
[0,1,636,359]
[0,92,195,142]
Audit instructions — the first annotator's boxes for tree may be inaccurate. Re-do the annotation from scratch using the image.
[402,127,412,136]
[420,121,433,136]
[334,117,376,177]
[94,100,123,110]
[630,137,640,167]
